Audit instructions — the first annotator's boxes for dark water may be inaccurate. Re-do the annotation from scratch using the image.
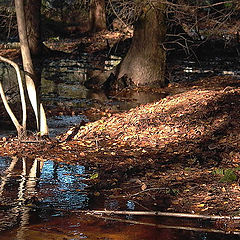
[0,55,164,137]
[41,55,166,111]
[2,54,239,137]
[167,57,240,83]
[0,156,240,239]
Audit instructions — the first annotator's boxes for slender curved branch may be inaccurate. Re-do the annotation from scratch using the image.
[0,56,27,137]
[0,55,27,130]
[0,82,22,133]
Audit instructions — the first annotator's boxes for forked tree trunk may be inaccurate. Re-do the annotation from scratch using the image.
[117,2,167,87]
[89,0,107,32]
[15,0,48,136]
[15,0,39,129]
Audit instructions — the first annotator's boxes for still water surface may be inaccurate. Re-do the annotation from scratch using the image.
[0,156,240,239]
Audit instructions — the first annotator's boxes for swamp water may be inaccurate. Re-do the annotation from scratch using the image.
[1,54,239,136]
[0,55,164,137]
[0,156,239,240]
[0,53,240,239]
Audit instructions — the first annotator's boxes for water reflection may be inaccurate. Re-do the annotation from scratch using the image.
[1,55,239,109]
[168,58,240,82]
[47,115,87,137]
[2,54,239,112]
[1,156,240,239]
[0,156,89,234]
[39,160,88,209]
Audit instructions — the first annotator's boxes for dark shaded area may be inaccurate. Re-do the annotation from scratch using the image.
[102,73,136,92]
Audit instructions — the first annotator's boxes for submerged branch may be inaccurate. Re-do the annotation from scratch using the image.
[33,205,240,222]
[93,214,240,235]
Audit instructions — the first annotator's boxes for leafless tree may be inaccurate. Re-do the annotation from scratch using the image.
[15,0,48,136]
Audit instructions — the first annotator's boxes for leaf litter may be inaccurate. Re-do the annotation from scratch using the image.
[1,75,240,217]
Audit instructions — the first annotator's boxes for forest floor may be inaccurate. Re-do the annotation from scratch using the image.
[1,30,240,221]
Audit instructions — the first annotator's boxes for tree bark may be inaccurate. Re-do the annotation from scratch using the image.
[15,0,48,136]
[117,2,167,87]
[24,0,43,56]
[15,0,39,127]
[89,0,107,32]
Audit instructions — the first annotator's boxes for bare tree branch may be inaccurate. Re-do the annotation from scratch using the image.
[0,55,26,137]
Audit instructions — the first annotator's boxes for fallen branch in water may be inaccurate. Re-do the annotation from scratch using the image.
[24,202,240,221]
[84,210,240,221]
[93,214,240,235]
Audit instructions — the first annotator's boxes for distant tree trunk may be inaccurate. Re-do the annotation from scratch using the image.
[117,2,167,87]
[24,0,43,56]
[89,0,107,32]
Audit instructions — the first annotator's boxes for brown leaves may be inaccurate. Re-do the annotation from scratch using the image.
[64,84,239,169]
[2,76,240,216]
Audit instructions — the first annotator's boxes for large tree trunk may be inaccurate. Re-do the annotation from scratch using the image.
[117,2,167,87]
[24,0,43,56]
[89,0,107,32]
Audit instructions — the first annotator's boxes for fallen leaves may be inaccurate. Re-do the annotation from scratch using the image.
[66,85,240,167]
[2,76,240,216]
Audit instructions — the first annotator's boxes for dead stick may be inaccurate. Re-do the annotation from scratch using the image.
[93,214,240,235]
[83,210,240,220]
[129,187,168,197]
[25,205,240,221]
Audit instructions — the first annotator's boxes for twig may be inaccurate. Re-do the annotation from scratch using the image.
[130,199,152,211]
[129,187,168,197]
[108,0,127,28]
